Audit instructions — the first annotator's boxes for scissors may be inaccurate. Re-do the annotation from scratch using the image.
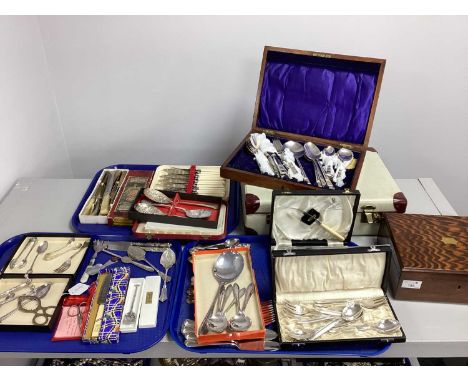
[67,301,87,332]
[18,295,56,326]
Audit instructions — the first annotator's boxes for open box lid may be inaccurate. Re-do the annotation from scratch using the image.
[270,244,406,345]
[252,46,385,150]
[270,190,360,248]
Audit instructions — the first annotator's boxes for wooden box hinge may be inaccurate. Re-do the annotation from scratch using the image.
[262,129,277,136]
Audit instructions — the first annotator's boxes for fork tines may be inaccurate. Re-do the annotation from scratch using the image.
[261,300,276,325]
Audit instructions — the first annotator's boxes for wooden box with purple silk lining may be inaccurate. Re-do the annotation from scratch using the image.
[381,213,468,304]
[221,46,386,191]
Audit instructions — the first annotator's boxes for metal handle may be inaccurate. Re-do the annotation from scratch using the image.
[80,248,98,283]
[295,159,311,185]
[272,154,289,178]
[310,159,325,187]
[198,283,223,335]
[265,153,280,177]
[311,318,342,340]
[241,283,254,312]
[314,159,335,189]
[102,249,154,272]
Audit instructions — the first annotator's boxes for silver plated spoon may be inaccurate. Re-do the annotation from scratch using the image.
[127,246,156,271]
[15,238,38,269]
[207,284,233,333]
[101,248,154,272]
[159,248,176,302]
[283,141,311,185]
[229,283,254,332]
[194,238,240,251]
[10,237,36,269]
[25,241,48,274]
[135,200,212,219]
[310,302,363,341]
[143,189,217,209]
[304,142,334,189]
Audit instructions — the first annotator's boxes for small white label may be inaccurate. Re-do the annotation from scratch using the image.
[69,283,89,295]
[401,280,422,289]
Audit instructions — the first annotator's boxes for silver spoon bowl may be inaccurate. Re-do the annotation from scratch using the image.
[283,141,311,184]
[213,250,244,283]
[136,200,212,219]
[229,283,254,332]
[376,319,401,333]
[127,246,156,271]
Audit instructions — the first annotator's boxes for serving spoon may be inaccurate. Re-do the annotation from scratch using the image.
[143,189,218,209]
[198,250,244,335]
[135,200,212,219]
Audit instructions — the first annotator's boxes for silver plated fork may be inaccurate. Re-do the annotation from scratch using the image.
[53,242,88,273]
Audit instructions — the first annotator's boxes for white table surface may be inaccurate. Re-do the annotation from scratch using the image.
[0,177,465,359]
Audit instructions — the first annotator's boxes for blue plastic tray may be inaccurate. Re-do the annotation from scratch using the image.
[71,164,241,239]
[169,235,391,357]
[0,232,181,354]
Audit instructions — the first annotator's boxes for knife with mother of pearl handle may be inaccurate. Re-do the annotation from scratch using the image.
[99,171,116,216]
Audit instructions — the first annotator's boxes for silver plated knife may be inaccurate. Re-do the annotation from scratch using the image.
[99,171,116,216]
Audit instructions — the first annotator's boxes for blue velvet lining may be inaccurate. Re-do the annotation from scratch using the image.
[227,136,360,190]
[257,52,379,145]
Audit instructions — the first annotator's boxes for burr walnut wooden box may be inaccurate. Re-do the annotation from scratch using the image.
[381,213,468,304]
[221,46,386,191]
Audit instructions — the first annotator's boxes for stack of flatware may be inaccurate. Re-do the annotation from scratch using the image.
[151,166,228,198]
[82,169,127,216]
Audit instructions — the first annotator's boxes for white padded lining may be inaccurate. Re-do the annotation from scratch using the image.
[272,194,356,247]
[274,251,403,342]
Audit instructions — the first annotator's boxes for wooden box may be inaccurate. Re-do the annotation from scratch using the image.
[381,213,468,303]
[221,46,386,191]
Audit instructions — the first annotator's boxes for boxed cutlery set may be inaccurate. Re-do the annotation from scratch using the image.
[0,234,88,331]
[0,233,180,353]
[268,191,404,345]
[73,164,240,240]
[221,46,386,192]
[192,245,265,345]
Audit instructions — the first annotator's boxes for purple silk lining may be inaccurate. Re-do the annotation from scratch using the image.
[258,62,378,145]
[227,136,360,190]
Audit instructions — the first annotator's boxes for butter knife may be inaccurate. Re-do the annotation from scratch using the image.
[90,172,109,216]
[102,241,171,252]
[109,170,126,205]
